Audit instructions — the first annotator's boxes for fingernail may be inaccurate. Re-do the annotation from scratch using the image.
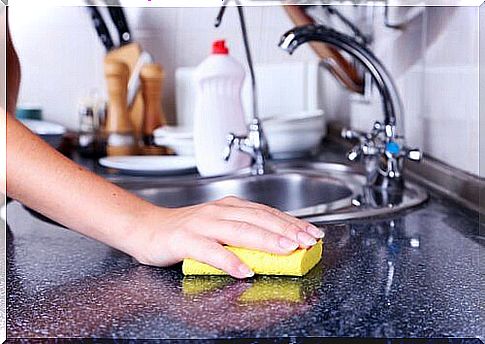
[238,264,254,278]
[279,237,299,251]
[306,225,325,239]
[297,231,317,246]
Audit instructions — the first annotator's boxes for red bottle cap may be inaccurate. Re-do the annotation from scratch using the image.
[212,40,229,55]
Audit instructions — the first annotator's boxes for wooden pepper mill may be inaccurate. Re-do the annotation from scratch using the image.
[139,63,167,155]
[104,59,137,156]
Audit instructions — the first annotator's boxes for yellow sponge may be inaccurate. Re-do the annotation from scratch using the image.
[182,240,323,277]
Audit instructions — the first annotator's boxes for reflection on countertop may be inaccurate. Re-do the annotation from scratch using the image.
[6,193,484,340]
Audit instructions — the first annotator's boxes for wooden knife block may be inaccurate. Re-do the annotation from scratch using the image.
[104,43,167,155]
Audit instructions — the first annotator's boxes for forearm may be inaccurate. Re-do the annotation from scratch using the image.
[7,25,21,114]
[6,114,158,258]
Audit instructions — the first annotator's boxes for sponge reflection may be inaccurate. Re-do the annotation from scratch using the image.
[182,263,323,304]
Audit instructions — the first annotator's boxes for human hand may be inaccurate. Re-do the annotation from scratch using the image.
[129,196,324,279]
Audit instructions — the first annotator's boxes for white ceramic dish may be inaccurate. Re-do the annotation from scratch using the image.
[153,125,193,140]
[20,119,66,135]
[263,110,325,157]
[263,110,324,126]
[153,136,195,156]
[265,126,324,158]
[98,156,197,175]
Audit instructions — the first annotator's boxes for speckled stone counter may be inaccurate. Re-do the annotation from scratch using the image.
[6,190,484,340]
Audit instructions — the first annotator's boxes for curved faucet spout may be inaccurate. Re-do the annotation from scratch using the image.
[279,24,404,136]
[279,24,422,190]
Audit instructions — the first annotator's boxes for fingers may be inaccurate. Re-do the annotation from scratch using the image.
[253,203,325,241]
[221,195,323,236]
[186,236,254,279]
[218,196,324,248]
[210,220,300,255]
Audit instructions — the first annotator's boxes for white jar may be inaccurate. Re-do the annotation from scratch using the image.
[193,40,251,177]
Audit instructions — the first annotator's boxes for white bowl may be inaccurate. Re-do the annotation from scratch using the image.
[262,109,324,126]
[153,125,193,140]
[264,110,325,158]
[154,136,195,156]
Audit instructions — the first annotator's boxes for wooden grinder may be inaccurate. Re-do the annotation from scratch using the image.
[104,60,137,156]
[139,63,167,155]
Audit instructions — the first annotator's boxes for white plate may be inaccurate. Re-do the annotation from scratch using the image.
[98,156,197,175]
[20,119,66,135]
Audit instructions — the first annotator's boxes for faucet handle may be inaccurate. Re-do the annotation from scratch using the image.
[343,126,384,162]
[384,141,422,162]
[223,133,242,161]
[405,148,422,162]
[346,145,362,161]
[341,128,365,141]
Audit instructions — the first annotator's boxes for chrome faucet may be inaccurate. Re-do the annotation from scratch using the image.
[222,119,269,176]
[279,24,421,189]
[215,0,271,176]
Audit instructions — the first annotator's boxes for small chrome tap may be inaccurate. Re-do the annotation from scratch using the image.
[215,0,271,176]
[223,119,271,176]
[279,24,421,189]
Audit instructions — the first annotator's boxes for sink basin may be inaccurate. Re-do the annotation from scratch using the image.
[115,162,428,223]
[132,172,355,212]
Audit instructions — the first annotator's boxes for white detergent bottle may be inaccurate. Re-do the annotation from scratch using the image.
[193,40,251,177]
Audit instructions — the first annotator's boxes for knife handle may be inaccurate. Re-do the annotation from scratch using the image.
[107,6,132,45]
[87,7,114,52]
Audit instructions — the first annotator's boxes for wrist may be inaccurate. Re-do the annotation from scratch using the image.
[120,203,174,265]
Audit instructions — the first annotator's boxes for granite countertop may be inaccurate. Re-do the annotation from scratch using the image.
[5,147,485,341]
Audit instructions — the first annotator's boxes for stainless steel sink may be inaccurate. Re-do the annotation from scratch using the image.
[113,162,428,223]
[131,172,354,212]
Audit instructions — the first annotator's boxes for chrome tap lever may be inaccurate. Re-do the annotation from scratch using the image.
[223,119,272,175]
[346,146,362,162]
[405,148,422,162]
[223,133,241,161]
[341,128,365,141]
[342,125,384,161]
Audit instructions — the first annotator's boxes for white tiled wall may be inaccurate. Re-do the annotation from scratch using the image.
[8,4,481,176]
[9,5,316,127]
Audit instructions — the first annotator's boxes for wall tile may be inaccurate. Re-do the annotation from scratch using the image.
[423,66,479,122]
[123,7,179,31]
[10,14,105,128]
[425,6,479,68]
[422,117,478,175]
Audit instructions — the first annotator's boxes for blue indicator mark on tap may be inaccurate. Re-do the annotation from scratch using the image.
[386,141,400,155]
